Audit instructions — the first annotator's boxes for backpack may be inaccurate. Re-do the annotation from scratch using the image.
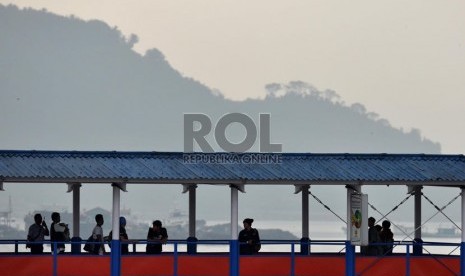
[51,222,71,242]
[83,235,100,254]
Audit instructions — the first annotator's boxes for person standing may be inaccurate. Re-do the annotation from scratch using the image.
[91,214,105,255]
[379,220,394,255]
[367,217,381,256]
[238,218,261,255]
[27,213,49,254]
[50,212,70,254]
[146,220,168,254]
[109,216,130,254]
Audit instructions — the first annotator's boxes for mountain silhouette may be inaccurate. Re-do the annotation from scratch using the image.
[1,5,449,237]
[0,4,440,153]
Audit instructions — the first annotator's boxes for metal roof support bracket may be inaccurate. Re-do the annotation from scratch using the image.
[230,184,245,193]
[182,184,198,194]
[112,182,127,192]
[407,185,422,194]
[346,182,363,194]
[66,182,82,193]
[294,184,311,194]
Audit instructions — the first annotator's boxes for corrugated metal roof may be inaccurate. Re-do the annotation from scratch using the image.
[1,150,465,185]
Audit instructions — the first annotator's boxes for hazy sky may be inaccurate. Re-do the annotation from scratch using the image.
[2,0,465,154]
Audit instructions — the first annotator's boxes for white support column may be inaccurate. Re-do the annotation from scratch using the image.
[110,183,126,276]
[182,184,198,238]
[111,183,127,240]
[462,188,465,243]
[414,186,422,240]
[67,183,82,237]
[229,184,245,239]
[112,186,120,240]
[347,187,351,241]
[302,185,310,239]
[461,188,465,276]
[189,185,197,237]
[231,185,239,239]
[73,185,80,237]
[183,184,199,254]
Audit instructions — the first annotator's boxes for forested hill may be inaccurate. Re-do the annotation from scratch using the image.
[0,5,442,224]
[0,4,440,153]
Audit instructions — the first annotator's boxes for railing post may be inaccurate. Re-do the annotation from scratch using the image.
[71,237,82,255]
[291,243,296,276]
[173,242,178,276]
[345,241,355,276]
[111,240,121,276]
[300,237,310,255]
[15,240,18,254]
[461,242,465,276]
[187,237,198,254]
[53,242,58,276]
[406,244,410,276]
[230,240,239,276]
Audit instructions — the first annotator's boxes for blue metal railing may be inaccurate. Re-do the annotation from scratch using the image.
[0,239,462,276]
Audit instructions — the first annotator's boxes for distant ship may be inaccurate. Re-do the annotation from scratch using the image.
[422,226,459,238]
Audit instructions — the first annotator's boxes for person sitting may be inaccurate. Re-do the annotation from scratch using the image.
[146,220,168,254]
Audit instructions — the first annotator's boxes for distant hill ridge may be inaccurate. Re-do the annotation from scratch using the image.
[0,4,439,153]
[0,4,441,222]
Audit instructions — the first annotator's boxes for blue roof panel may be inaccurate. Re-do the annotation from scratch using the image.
[0,151,465,185]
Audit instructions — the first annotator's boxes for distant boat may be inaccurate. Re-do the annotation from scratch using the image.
[422,226,459,238]
[396,224,460,238]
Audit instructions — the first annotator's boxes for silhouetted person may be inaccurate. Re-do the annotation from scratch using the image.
[91,214,105,255]
[379,220,394,255]
[366,217,381,256]
[146,220,168,254]
[27,213,49,254]
[238,218,261,254]
[109,216,130,254]
[50,212,69,253]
